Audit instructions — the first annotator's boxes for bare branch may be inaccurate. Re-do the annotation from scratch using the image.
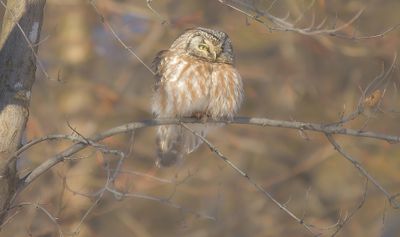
[217,0,399,39]
[7,114,397,234]
[15,116,400,193]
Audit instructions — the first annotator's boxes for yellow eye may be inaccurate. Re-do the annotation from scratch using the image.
[198,44,208,51]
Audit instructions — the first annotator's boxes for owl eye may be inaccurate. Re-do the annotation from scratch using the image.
[198,44,208,51]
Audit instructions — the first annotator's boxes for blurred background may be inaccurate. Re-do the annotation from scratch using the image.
[1,0,400,236]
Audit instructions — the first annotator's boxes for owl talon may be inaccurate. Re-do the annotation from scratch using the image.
[191,112,210,123]
[192,112,202,119]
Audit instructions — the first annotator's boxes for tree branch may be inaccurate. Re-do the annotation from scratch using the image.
[15,116,399,198]
[218,0,400,40]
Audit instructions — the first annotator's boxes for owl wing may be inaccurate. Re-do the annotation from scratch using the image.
[151,50,169,90]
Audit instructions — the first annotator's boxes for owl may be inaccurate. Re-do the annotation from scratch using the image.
[152,27,244,167]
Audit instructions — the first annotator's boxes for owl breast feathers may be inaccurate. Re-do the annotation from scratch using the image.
[152,27,244,167]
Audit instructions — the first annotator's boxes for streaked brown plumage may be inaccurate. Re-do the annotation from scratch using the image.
[152,27,243,167]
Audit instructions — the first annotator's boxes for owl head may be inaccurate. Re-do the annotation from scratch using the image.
[170,27,235,64]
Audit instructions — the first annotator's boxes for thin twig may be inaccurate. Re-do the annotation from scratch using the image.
[63,167,215,221]
[115,169,173,184]
[380,200,388,237]
[334,54,397,125]
[218,0,399,40]
[6,202,63,237]
[110,186,216,220]
[71,157,111,235]
[146,0,168,24]
[88,0,155,75]
[325,134,399,208]
[331,179,368,237]
[0,209,21,230]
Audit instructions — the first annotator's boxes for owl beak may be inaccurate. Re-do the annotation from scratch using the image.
[205,43,218,61]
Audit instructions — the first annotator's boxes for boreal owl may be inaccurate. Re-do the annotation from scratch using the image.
[152,27,243,167]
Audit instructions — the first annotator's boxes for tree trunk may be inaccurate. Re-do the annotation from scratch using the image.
[0,0,46,222]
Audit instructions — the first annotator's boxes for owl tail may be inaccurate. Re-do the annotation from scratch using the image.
[156,124,208,167]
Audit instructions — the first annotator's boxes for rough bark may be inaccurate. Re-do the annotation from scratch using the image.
[0,0,46,222]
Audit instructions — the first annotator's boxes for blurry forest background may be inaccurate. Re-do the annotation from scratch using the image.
[1,0,400,236]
